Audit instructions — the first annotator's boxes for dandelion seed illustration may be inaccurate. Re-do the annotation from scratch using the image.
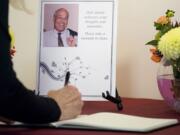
[40,57,91,82]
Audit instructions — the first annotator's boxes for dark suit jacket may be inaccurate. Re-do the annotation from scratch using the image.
[0,0,60,124]
[68,28,78,37]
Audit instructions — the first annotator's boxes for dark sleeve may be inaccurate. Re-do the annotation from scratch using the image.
[0,0,61,124]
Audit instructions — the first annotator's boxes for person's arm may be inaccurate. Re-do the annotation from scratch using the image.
[0,0,83,124]
[0,81,61,124]
[0,0,60,124]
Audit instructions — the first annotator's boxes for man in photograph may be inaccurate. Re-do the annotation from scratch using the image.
[43,8,78,47]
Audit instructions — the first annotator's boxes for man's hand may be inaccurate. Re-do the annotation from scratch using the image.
[66,36,77,47]
[48,85,84,121]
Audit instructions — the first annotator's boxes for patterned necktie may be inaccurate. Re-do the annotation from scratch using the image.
[58,33,64,47]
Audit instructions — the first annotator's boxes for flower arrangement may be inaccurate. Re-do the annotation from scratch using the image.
[146,10,180,100]
[146,9,180,79]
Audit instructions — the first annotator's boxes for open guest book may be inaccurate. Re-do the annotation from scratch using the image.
[50,112,178,132]
[2,112,177,133]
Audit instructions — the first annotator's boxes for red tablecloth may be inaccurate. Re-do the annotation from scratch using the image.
[0,98,180,135]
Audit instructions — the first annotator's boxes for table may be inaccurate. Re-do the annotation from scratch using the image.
[0,98,180,135]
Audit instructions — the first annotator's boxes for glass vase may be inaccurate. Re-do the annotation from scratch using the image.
[157,58,180,113]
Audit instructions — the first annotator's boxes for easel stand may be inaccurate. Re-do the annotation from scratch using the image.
[102,88,123,111]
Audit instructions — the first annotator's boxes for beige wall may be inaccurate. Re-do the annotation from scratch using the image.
[9,0,180,99]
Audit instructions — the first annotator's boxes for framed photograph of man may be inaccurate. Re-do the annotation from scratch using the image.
[37,0,118,100]
[43,4,78,47]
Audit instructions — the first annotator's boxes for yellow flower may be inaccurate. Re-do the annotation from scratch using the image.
[158,27,180,60]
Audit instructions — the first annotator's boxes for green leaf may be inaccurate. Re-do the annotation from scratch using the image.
[145,40,158,46]
[154,23,164,30]
[160,24,172,34]
[155,32,162,40]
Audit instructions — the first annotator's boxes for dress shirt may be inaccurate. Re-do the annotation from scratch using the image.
[43,29,77,47]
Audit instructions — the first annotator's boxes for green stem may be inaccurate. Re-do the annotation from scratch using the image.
[173,65,180,79]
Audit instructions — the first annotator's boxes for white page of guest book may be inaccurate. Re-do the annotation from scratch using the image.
[1,112,178,132]
[36,0,118,100]
[50,112,178,132]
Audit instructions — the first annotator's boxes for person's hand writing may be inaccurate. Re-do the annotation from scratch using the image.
[48,85,84,121]
[0,116,14,125]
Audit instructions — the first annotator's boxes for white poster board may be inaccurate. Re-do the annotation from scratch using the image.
[37,0,118,100]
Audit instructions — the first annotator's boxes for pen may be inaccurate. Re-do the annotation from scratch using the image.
[64,71,70,86]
